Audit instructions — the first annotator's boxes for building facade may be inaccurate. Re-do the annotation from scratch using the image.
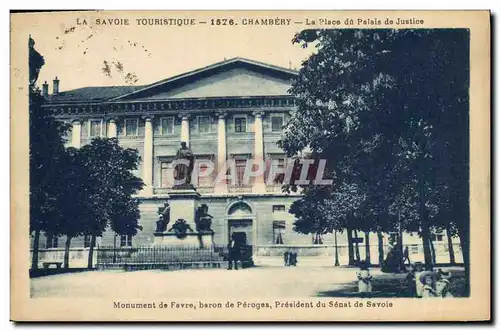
[33,58,462,267]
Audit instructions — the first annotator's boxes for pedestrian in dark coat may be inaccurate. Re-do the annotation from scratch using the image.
[227,234,241,270]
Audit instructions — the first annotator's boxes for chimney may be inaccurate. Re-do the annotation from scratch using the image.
[53,76,59,95]
[42,81,48,97]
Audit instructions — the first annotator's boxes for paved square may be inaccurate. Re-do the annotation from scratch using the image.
[31,267,380,298]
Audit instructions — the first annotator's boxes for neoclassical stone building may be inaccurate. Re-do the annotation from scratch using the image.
[35,57,462,266]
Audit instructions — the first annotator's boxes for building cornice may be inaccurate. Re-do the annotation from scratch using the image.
[46,95,297,117]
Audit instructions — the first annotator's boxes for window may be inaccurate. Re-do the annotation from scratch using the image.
[271,116,284,132]
[272,158,286,183]
[84,235,95,248]
[89,119,102,137]
[198,116,210,133]
[234,117,247,133]
[120,235,132,247]
[266,157,286,184]
[124,118,138,136]
[161,117,174,135]
[161,161,175,188]
[431,234,444,242]
[410,244,419,255]
[46,233,58,248]
[272,205,286,213]
[196,157,214,187]
[235,159,247,186]
[273,221,285,245]
[312,233,324,245]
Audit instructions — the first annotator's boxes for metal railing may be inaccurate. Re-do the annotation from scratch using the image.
[96,245,253,268]
[96,245,226,265]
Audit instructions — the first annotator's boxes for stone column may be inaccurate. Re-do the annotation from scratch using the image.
[215,111,227,194]
[253,111,266,191]
[72,120,81,148]
[107,118,117,138]
[179,113,190,144]
[142,116,154,196]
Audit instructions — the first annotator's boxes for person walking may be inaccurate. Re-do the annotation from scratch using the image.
[402,246,411,266]
[227,234,241,270]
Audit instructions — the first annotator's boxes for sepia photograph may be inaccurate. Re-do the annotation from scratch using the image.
[10,10,490,321]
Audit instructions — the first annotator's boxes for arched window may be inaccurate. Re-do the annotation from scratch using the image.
[227,202,252,216]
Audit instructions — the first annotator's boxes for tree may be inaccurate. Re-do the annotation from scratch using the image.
[55,148,100,268]
[281,29,469,277]
[29,36,69,270]
[79,138,144,268]
[281,30,402,266]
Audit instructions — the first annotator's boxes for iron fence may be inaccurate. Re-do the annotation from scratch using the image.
[95,244,253,269]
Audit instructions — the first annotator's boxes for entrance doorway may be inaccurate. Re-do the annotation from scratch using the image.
[228,219,253,246]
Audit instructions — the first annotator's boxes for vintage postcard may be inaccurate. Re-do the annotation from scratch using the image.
[10,10,490,321]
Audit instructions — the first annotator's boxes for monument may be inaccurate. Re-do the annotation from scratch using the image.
[153,142,215,248]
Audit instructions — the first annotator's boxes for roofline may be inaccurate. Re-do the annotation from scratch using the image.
[107,57,298,102]
[42,94,295,108]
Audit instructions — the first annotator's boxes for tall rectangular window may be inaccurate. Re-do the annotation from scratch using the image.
[235,159,247,186]
[83,235,95,248]
[89,119,102,137]
[161,161,175,188]
[46,233,58,249]
[266,157,286,184]
[274,158,286,183]
[198,116,210,133]
[271,116,284,132]
[234,117,247,133]
[124,118,138,136]
[161,117,174,135]
[273,221,285,245]
[120,235,132,247]
[196,158,213,187]
[312,233,324,245]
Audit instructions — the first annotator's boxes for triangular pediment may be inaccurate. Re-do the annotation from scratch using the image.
[109,57,297,101]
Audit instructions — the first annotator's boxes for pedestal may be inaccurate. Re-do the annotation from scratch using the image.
[168,188,201,230]
[153,188,216,248]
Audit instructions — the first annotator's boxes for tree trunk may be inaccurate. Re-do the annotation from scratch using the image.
[421,225,433,270]
[334,230,340,266]
[31,229,41,270]
[87,235,97,269]
[377,230,384,267]
[64,236,72,269]
[364,231,371,265]
[429,237,436,265]
[354,230,361,262]
[347,229,355,265]
[446,226,456,265]
[417,150,433,270]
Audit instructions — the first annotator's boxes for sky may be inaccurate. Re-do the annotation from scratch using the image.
[22,12,316,92]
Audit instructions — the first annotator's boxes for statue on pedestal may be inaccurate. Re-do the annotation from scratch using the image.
[195,204,214,233]
[173,142,195,188]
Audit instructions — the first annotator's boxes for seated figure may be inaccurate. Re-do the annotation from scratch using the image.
[195,204,214,233]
